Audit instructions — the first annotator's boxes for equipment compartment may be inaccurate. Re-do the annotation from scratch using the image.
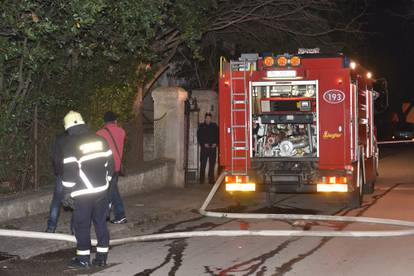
[252,118,317,158]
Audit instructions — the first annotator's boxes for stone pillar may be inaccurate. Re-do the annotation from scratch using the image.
[152,87,188,187]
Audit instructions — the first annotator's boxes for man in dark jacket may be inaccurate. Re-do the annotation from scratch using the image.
[197,112,219,184]
[61,111,114,268]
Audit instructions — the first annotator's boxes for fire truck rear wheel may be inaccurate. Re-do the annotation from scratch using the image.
[363,179,375,194]
[363,157,378,194]
[349,167,364,208]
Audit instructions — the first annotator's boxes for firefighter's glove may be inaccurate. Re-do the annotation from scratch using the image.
[62,193,74,209]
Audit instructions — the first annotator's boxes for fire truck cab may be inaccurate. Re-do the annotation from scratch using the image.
[219,51,379,207]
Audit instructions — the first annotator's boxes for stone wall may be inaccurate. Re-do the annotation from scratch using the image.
[0,160,174,223]
[143,131,154,161]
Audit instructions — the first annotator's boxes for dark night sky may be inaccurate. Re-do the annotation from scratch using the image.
[361,0,414,109]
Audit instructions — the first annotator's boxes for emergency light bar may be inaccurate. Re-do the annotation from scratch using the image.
[262,55,301,68]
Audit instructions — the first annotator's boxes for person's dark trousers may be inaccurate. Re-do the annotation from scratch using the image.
[46,176,75,233]
[200,147,217,184]
[47,176,63,232]
[73,193,110,263]
[108,173,126,220]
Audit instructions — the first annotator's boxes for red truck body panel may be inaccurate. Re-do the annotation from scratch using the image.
[219,54,376,191]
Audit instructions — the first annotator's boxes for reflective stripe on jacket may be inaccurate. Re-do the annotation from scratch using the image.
[62,125,114,198]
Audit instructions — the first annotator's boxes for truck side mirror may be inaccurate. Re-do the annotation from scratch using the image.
[373,78,389,114]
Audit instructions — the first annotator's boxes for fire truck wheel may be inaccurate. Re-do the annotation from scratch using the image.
[364,179,375,194]
[364,156,378,194]
[349,167,364,208]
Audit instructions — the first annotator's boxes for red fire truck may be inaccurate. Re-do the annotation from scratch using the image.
[219,51,379,207]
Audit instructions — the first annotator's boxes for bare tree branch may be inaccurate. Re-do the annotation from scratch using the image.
[208,0,279,31]
[143,42,180,97]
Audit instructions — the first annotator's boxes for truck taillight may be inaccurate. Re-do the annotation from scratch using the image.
[321,176,348,184]
[317,176,348,193]
[225,175,248,183]
[317,184,348,192]
[225,175,256,192]
[226,183,256,192]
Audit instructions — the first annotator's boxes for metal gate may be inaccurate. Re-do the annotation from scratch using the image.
[184,95,200,185]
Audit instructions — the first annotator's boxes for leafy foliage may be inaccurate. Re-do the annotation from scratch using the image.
[0,0,365,191]
[0,0,213,187]
[89,84,136,129]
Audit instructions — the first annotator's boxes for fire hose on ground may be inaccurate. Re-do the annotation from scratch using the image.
[2,173,414,247]
[377,140,414,145]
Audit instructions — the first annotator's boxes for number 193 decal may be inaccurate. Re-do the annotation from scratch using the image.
[323,89,345,104]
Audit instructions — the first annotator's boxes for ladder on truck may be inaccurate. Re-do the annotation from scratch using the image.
[229,60,249,175]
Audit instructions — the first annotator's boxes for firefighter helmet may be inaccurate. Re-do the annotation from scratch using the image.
[64,110,85,130]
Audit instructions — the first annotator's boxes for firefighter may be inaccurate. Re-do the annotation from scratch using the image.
[61,111,114,268]
[197,112,219,184]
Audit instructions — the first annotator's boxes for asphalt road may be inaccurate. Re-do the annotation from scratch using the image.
[2,144,414,276]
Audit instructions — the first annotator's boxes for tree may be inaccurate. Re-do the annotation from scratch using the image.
[171,0,366,89]
[0,0,94,186]
[0,0,217,180]
[0,0,367,188]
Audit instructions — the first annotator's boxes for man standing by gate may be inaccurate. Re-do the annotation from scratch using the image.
[197,112,219,184]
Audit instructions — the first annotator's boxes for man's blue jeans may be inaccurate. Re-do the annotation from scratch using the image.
[109,173,126,220]
[47,176,74,233]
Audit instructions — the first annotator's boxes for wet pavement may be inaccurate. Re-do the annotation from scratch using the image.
[1,144,414,275]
